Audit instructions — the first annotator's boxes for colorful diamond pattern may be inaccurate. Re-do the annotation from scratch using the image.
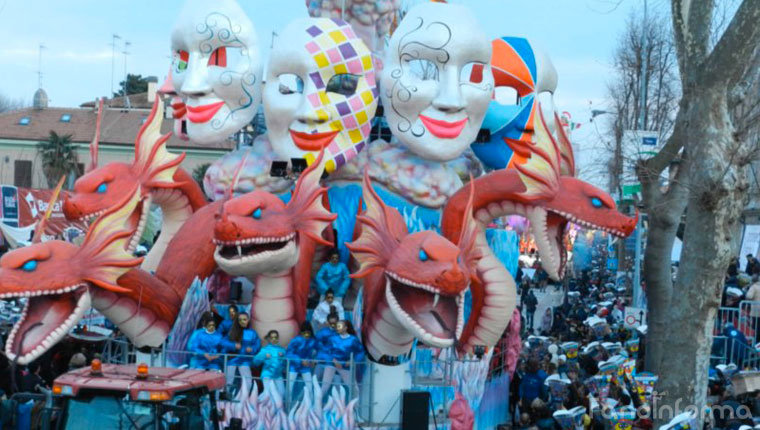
[301,19,378,170]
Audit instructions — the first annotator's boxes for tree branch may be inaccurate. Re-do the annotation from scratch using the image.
[671,0,714,81]
[701,0,760,85]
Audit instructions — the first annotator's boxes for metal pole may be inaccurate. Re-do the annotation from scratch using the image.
[111,34,120,98]
[633,0,648,307]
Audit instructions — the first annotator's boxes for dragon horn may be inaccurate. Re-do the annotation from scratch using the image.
[132,97,185,185]
[31,175,66,243]
[216,149,250,220]
[88,99,104,172]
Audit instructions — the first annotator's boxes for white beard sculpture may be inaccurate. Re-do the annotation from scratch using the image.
[170,0,262,145]
[263,18,378,174]
[379,2,494,162]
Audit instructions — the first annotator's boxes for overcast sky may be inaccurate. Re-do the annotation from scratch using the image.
[0,0,671,186]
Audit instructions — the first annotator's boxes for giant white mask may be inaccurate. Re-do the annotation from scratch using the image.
[380,3,494,162]
[263,18,378,173]
[170,0,262,144]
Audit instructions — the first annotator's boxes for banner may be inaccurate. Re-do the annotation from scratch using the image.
[739,224,760,271]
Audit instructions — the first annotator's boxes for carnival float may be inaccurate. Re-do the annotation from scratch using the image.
[0,1,637,429]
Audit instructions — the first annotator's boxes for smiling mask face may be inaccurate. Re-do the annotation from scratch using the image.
[263,18,378,173]
[170,0,262,144]
[380,3,493,162]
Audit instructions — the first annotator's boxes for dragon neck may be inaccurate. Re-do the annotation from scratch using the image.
[457,229,516,354]
[363,287,415,361]
[141,188,194,272]
[250,269,299,346]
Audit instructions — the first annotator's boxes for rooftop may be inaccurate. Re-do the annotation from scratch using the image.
[0,105,234,151]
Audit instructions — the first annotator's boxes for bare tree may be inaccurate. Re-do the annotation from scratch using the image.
[632,0,760,424]
[0,92,25,113]
[606,11,680,192]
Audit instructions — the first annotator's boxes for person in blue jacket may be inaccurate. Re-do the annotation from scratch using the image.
[518,358,547,407]
[286,322,319,394]
[221,311,261,391]
[315,249,351,303]
[253,330,287,396]
[314,312,339,373]
[187,313,223,370]
[320,320,365,397]
[218,305,239,337]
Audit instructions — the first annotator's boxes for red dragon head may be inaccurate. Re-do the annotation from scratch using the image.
[348,171,480,349]
[1,187,143,364]
[449,108,637,281]
[63,98,186,253]
[212,151,336,321]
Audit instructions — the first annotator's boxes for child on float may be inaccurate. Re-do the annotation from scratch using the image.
[320,320,364,397]
[286,322,318,395]
[221,311,261,392]
[314,312,339,378]
[219,305,239,337]
[253,330,287,396]
[187,312,223,370]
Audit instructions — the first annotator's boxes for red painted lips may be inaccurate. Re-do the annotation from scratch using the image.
[419,115,468,139]
[289,129,340,151]
[186,101,225,123]
[171,101,187,119]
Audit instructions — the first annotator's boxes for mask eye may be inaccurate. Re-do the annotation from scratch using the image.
[591,197,603,208]
[208,46,227,67]
[326,74,360,97]
[21,260,38,272]
[175,50,189,73]
[97,183,108,194]
[278,74,304,95]
[252,208,262,219]
[419,249,429,262]
[460,62,485,84]
[493,86,519,106]
[405,59,439,81]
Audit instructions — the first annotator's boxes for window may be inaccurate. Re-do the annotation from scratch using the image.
[60,114,72,123]
[14,160,32,188]
[18,117,30,126]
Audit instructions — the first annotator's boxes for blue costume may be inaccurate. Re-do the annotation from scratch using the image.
[328,334,365,363]
[253,344,287,379]
[221,329,261,366]
[315,262,351,297]
[315,326,338,363]
[286,335,318,373]
[219,318,234,337]
[187,328,223,370]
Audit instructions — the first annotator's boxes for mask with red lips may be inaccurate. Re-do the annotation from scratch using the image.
[380,2,494,162]
[170,0,262,145]
[263,18,378,174]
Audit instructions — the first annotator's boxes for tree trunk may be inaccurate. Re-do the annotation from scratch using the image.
[653,86,748,427]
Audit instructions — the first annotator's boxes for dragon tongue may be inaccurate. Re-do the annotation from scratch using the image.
[8,288,90,363]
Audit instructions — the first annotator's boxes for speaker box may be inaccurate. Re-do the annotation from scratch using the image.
[401,390,430,430]
[229,281,243,302]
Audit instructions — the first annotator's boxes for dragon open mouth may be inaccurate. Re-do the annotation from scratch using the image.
[76,197,150,254]
[384,272,465,348]
[214,233,297,261]
[2,284,91,364]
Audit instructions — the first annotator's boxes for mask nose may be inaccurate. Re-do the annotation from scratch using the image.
[296,95,330,126]
[432,68,465,113]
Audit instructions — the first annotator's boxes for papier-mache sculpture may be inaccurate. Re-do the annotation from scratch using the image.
[264,17,378,173]
[170,0,262,145]
[329,2,491,233]
[64,99,207,272]
[347,171,480,360]
[2,187,149,364]
[213,151,335,345]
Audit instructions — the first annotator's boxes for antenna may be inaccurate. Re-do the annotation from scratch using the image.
[110,34,121,99]
[123,40,131,109]
[37,44,46,89]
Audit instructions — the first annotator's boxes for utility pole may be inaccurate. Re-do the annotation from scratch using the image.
[110,34,121,99]
[633,0,648,308]
[123,40,131,109]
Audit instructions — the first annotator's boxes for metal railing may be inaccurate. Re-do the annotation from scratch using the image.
[97,337,484,427]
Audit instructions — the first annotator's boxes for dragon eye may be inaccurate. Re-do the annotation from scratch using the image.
[419,249,429,262]
[591,197,603,208]
[252,208,262,219]
[21,260,38,272]
[97,183,108,194]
